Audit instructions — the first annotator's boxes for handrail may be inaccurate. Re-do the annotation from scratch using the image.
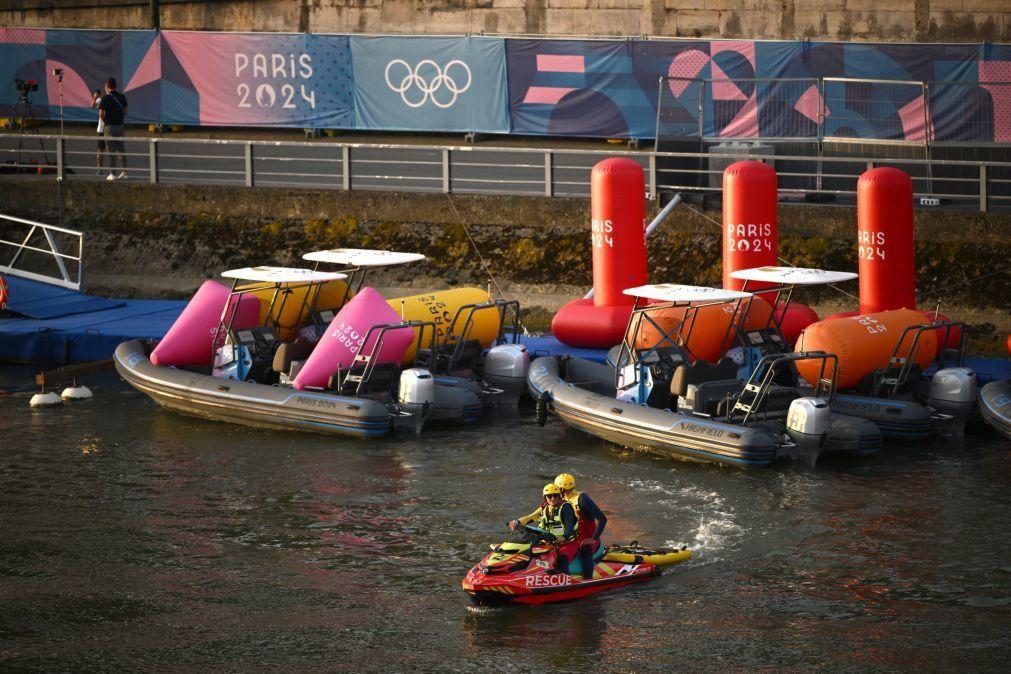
[0,213,83,290]
[1,133,1009,212]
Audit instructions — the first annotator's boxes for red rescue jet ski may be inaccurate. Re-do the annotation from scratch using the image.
[462,525,690,606]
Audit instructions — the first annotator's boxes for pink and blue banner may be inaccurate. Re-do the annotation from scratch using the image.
[1,28,1009,142]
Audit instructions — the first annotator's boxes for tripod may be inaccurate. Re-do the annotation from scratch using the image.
[10,89,50,176]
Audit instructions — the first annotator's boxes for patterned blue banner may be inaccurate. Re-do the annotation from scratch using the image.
[351,36,509,133]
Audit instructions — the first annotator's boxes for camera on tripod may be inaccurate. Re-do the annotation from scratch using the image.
[15,78,38,94]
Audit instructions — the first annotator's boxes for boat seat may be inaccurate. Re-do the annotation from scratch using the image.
[272,337,313,375]
[417,339,483,375]
[670,357,739,398]
[334,361,401,398]
[690,379,744,417]
[857,364,922,397]
[763,385,802,414]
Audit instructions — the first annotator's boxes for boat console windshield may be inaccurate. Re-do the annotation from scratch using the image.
[214,266,348,383]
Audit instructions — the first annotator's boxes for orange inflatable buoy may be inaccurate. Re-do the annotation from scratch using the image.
[794,309,938,389]
[633,296,772,363]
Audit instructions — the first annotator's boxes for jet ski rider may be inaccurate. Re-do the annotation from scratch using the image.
[508,483,578,573]
[554,473,607,581]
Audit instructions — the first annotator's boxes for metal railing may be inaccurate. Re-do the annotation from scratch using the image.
[0,213,83,290]
[1,133,1009,212]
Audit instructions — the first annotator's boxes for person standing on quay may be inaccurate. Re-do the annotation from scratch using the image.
[90,88,106,175]
[98,77,128,180]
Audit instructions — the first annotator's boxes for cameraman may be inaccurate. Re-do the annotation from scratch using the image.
[98,77,128,180]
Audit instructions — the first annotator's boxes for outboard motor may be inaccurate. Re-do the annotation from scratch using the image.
[482,344,531,404]
[927,367,977,436]
[398,368,435,434]
[784,397,830,463]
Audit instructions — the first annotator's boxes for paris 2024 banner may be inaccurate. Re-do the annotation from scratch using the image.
[1,27,1009,142]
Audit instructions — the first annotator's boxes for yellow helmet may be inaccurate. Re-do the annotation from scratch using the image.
[554,473,576,491]
[542,483,561,496]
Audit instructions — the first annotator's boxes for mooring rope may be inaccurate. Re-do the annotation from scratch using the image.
[444,194,509,301]
[680,200,861,304]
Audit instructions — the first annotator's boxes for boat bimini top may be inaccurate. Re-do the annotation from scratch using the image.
[303,248,426,304]
[727,266,857,347]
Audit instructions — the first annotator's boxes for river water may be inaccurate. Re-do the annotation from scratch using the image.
[1,367,1008,671]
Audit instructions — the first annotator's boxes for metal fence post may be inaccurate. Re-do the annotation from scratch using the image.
[149,139,158,184]
[649,153,657,199]
[442,148,450,193]
[341,145,350,191]
[544,151,552,197]
[244,143,253,187]
[979,164,988,212]
[56,136,64,180]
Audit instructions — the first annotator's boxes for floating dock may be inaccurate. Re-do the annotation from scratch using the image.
[0,275,186,365]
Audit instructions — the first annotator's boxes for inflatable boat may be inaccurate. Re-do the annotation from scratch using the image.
[979,379,1011,440]
[462,524,690,606]
[529,285,881,468]
[730,267,977,439]
[116,266,492,437]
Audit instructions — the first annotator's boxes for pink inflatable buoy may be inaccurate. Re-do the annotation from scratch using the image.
[151,280,261,367]
[293,287,413,391]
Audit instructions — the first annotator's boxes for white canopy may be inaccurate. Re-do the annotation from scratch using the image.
[302,248,426,267]
[221,266,348,284]
[731,266,857,285]
[623,284,753,303]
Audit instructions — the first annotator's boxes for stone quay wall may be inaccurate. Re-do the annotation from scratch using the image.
[2,1,1010,43]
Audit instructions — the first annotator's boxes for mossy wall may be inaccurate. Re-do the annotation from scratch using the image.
[1,179,1008,313]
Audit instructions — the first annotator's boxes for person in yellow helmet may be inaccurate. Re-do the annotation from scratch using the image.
[554,472,607,580]
[508,483,577,541]
[508,482,578,574]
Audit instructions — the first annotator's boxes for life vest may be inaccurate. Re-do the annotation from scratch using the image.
[563,489,586,521]
[537,504,566,538]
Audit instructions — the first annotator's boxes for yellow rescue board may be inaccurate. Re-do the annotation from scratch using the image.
[602,547,692,567]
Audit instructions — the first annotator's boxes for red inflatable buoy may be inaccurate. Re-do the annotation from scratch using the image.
[722,161,778,294]
[553,158,647,348]
[551,299,633,349]
[775,302,819,346]
[0,272,7,310]
[1007,333,1011,356]
[917,309,962,358]
[590,158,647,307]
[857,168,915,314]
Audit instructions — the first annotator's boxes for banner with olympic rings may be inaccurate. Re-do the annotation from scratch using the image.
[350,35,509,133]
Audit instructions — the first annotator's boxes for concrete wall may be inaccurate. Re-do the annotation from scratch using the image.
[2,0,1009,42]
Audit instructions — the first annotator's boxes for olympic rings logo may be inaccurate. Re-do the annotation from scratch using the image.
[385,59,472,109]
